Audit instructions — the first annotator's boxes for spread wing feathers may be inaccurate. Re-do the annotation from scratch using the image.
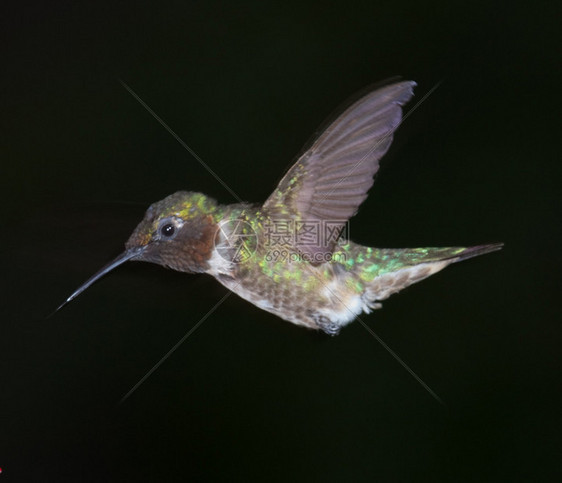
[263,81,416,259]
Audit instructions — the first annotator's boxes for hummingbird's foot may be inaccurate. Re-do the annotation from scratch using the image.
[312,314,341,336]
[366,301,382,311]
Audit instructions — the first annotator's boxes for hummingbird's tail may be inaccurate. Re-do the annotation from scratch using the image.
[358,242,503,308]
[448,242,504,262]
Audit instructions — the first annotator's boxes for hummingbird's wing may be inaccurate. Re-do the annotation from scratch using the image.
[263,80,416,260]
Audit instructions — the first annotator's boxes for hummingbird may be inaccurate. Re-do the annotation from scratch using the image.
[57,81,502,335]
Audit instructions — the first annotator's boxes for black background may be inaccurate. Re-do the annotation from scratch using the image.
[2,1,560,481]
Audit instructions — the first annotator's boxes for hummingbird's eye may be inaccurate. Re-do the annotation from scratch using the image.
[160,223,175,238]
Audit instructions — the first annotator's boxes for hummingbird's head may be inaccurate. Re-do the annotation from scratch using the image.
[55,191,220,312]
[125,191,220,273]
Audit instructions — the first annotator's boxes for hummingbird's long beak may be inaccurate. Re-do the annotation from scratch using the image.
[53,246,146,314]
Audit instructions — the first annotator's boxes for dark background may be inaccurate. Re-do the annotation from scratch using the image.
[2,1,560,481]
